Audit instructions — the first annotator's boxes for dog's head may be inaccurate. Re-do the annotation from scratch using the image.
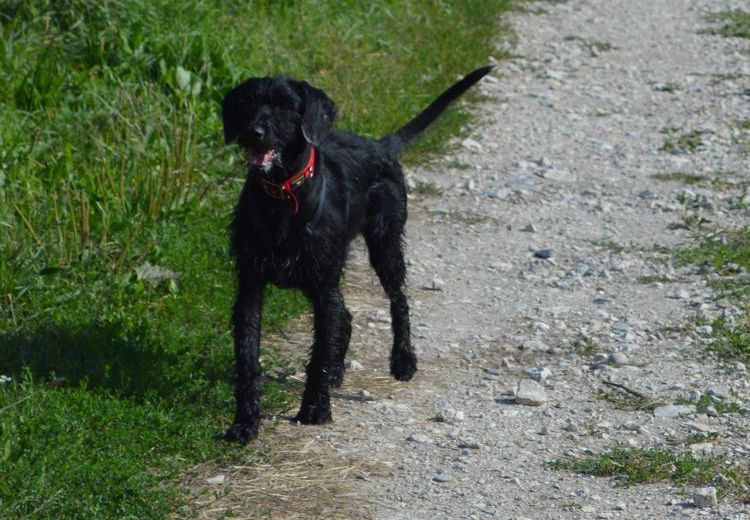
[221,76,336,173]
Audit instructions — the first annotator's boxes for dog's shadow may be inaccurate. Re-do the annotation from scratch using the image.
[0,322,189,399]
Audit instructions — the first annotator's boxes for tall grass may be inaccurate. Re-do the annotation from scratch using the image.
[1,0,509,301]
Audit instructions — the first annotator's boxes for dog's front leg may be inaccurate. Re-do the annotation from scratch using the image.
[294,287,347,424]
[225,279,264,442]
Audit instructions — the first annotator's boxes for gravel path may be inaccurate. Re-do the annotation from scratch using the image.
[189,1,749,518]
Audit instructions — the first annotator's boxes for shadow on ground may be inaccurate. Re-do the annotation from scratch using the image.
[0,322,186,398]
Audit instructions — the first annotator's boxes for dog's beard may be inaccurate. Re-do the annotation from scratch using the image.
[247,149,280,173]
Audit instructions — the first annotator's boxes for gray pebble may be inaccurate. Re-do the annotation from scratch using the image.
[527,367,552,383]
[695,325,713,335]
[345,359,364,370]
[408,433,431,444]
[693,487,717,508]
[653,404,695,418]
[515,379,547,406]
[668,287,690,299]
[533,249,555,259]
[462,138,483,153]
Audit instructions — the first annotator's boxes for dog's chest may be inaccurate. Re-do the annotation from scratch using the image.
[241,232,339,289]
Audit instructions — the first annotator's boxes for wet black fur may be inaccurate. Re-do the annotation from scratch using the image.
[222,66,492,442]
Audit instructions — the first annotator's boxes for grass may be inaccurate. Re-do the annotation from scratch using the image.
[637,274,674,285]
[653,172,707,185]
[595,390,661,411]
[562,35,614,55]
[549,448,750,502]
[678,228,750,276]
[674,395,745,416]
[705,316,750,363]
[707,10,750,39]
[654,171,746,194]
[661,129,709,154]
[653,81,681,93]
[408,180,443,196]
[573,338,598,356]
[678,228,750,363]
[0,0,513,516]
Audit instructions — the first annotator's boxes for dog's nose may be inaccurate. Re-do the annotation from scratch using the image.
[250,125,265,140]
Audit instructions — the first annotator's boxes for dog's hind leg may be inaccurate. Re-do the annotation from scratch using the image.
[363,181,417,381]
[295,285,348,424]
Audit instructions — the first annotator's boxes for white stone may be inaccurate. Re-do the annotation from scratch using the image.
[693,487,718,508]
[461,138,483,153]
[515,379,547,406]
[527,367,552,383]
[345,359,363,370]
[653,404,695,418]
[206,474,226,485]
[668,287,690,299]
[408,433,430,444]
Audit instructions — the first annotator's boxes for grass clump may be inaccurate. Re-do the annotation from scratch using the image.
[653,172,707,185]
[653,82,682,93]
[678,228,750,275]
[595,390,661,411]
[678,228,750,362]
[637,274,674,284]
[661,130,709,154]
[675,394,745,415]
[706,316,750,363]
[707,10,750,39]
[563,35,614,55]
[408,180,443,196]
[550,448,750,502]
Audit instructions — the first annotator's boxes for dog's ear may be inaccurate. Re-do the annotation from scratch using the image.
[221,82,253,145]
[295,81,336,146]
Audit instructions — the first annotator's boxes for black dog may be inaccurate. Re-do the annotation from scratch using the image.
[221,65,492,441]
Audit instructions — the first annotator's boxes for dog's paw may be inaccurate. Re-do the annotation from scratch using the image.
[329,367,345,389]
[294,404,332,425]
[224,421,259,443]
[390,350,417,381]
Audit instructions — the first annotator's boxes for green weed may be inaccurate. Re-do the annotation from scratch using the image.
[595,390,661,411]
[409,181,444,196]
[678,228,750,362]
[550,448,750,502]
[678,228,750,274]
[637,274,674,284]
[675,394,745,415]
[707,10,750,39]
[653,172,708,185]
[661,130,708,154]
[653,82,682,93]
[563,35,614,55]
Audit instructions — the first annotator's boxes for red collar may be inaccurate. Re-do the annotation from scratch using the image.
[261,147,316,216]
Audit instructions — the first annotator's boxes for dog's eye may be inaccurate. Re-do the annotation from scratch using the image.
[276,99,299,113]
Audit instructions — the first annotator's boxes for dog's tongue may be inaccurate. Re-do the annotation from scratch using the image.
[248,150,277,167]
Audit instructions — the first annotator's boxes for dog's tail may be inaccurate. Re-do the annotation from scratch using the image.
[380,65,493,155]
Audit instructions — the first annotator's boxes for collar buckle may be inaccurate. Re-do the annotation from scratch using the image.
[261,147,316,215]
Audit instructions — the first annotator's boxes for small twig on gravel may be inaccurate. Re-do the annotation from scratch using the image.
[601,380,650,400]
